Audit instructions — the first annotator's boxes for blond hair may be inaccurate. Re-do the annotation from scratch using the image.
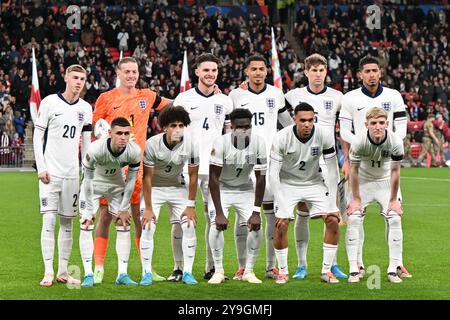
[117,57,138,69]
[304,53,327,70]
[66,64,87,75]
[366,107,388,120]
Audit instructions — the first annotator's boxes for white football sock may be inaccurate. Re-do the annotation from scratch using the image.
[41,213,56,276]
[181,217,196,274]
[386,215,403,273]
[208,224,224,274]
[321,223,339,266]
[94,265,104,273]
[171,223,183,270]
[116,226,131,276]
[346,215,362,274]
[332,251,338,266]
[245,229,262,273]
[322,243,338,274]
[274,248,288,275]
[234,219,248,269]
[57,216,73,276]
[264,209,276,271]
[357,215,365,267]
[140,221,156,275]
[294,211,309,267]
[204,209,214,272]
[79,224,94,276]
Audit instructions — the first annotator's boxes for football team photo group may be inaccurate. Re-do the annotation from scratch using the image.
[1,1,449,302]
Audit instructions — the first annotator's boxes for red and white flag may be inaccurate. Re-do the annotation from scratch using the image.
[271,27,283,90]
[180,51,190,93]
[29,47,41,123]
[115,50,123,88]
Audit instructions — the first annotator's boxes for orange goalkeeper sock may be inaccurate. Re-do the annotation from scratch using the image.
[94,237,108,267]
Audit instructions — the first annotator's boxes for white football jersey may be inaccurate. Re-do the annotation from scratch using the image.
[174,88,233,175]
[350,130,404,181]
[229,84,286,156]
[143,133,199,187]
[270,125,335,187]
[285,86,342,138]
[34,93,93,178]
[210,133,267,191]
[82,138,141,186]
[340,86,407,138]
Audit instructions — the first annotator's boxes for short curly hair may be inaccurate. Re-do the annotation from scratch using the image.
[157,106,191,128]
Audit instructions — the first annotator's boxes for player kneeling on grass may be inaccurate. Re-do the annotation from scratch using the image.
[270,103,341,284]
[79,117,141,287]
[346,107,407,284]
[140,106,199,286]
[208,108,266,284]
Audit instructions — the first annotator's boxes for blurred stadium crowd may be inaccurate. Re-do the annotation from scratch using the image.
[0,1,448,166]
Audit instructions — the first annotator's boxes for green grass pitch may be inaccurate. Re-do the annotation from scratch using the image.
[0,168,449,300]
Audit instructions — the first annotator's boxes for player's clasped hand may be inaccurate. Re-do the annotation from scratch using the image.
[141,208,155,230]
[181,207,197,228]
[346,199,362,215]
[247,212,261,232]
[215,213,228,231]
[117,211,131,230]
[388,200,403,216]
[38,171,50,184]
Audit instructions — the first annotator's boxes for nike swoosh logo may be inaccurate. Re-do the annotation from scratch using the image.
[113,106,122,110]
[357,107,366,111]
[287,152,295,155]
[241,103,249,106]
[393,239,401,242]
[55,113,63,116]
[349,238,357,242]
[190,107,199,110]
[188,245,195,248]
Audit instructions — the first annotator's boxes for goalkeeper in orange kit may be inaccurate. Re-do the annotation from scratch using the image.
[91,57,170,283]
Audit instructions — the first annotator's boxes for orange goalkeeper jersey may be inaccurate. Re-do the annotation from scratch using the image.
[93,88,169,150]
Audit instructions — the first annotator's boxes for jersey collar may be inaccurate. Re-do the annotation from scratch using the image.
[367,130,388,146]
[248,83,267,95]
[107,138,127,157]
[306,85,327,95]
[361,84,383,98]
[195,87,215,98]
[293,125,315,144]
[57,92,80,105]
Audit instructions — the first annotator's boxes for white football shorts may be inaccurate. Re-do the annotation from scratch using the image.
[39,175,79,218]
[207,190,255,227]
[274,182,339,220]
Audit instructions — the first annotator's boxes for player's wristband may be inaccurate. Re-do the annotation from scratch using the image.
[253,206,261,213]
[186,200,196,207]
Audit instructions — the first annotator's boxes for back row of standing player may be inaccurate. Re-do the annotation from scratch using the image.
[34,52,411,287]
